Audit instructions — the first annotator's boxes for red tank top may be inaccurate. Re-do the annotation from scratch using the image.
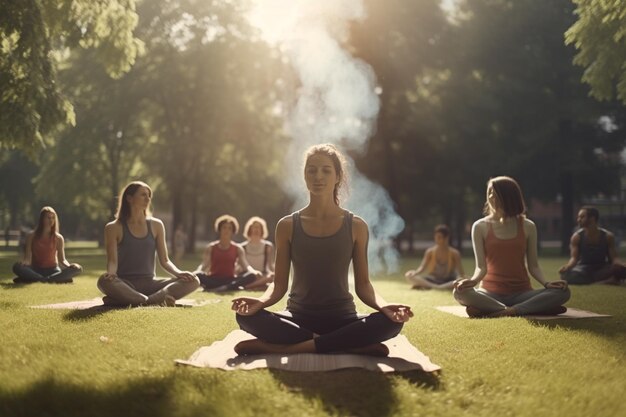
[210,243,238,277]
[481,217,532,295]
[31,235,58,268]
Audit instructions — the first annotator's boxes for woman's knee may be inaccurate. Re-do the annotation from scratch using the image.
[370,312,404,338]
[186,276,201,290]
[556,287,571,303]
[235,312,256,332]
[12,262,26,274]
[453,288,470,304]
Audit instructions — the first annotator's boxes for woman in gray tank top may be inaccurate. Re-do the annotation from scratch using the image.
[232,144,413,356]
[97,181,200,306]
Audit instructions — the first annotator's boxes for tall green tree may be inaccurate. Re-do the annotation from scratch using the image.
[0,150,39,228]
[0,0,143,152]
[352,0,624,253]
[443,0,625,253]
[136,0,287,251]
[566,0,626,104]
[351,0,455,248]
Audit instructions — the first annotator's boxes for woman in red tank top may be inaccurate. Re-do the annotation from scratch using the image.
[12,206,82,284]
[453,176,570,317]
[195,214,262,292]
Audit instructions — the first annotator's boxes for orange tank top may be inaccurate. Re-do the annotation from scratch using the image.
[31,235,58,268]
[480,217,532,295]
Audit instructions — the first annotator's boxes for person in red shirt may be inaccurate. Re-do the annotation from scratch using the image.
[13,206,82,284]
[454,176,570,317]
[195,214,262,292]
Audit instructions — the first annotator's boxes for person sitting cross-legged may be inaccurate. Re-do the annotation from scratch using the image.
[559,206,626,285]
[405,224,464,290]
[232,144,413,356]
[453,176,570,318]
[13,206,82,284]
[195,214,262,292]
[97,181,200,306]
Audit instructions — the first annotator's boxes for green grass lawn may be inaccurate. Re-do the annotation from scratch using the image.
[0,247,625,417]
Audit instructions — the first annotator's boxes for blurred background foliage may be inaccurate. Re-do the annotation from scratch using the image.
[1,0,625,254]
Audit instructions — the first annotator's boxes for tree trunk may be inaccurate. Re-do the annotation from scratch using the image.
[171,184,183,251]
[559,120,575,255]
[560,172,574,255]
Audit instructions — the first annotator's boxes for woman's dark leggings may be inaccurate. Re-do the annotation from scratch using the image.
[13,262,81,283]
[236,310,403,353]
[198,272,256,291]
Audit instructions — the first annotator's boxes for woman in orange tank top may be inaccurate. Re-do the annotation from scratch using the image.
[453,176,570,318]
[12,206,82,284]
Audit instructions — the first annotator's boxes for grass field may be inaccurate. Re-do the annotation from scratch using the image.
[0,245,624,417]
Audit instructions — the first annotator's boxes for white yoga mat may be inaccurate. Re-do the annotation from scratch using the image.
[31,297,220,309]
[175,329,441,373]
[435,305,611,319]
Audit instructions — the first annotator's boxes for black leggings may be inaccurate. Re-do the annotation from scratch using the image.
[13,262,81,283]
[198,271,256,291]
[236,310,403,353]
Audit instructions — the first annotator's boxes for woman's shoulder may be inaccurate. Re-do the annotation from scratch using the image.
[351,214,367,227]
[521,216,537,233]
[276,214,294,228]
[472,217,491,228]
[148,217,164,228]
[351,215,368,237]
[104,220,122,232]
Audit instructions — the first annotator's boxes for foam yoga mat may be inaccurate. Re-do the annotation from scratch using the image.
[435,305,611,319]
[175,329,441,373]
[31,297,220,309]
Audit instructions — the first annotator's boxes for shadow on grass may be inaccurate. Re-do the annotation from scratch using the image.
[0,282,25,290]
[529,317,626,340]
[63,306,119,321]
[0,375,213,417]
[62,302,199,322]
[0,300,21,309]
[269,368,440,417]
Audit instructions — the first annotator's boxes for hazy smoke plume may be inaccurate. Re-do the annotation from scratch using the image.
[248,0,404,273]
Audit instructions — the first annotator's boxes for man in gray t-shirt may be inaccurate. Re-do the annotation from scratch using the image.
[559,206,626,285]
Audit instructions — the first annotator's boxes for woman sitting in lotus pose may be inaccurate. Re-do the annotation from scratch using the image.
[13,206,82,284]
[232,144,413,356]
[454,176,570,318]
[97,181,200,306]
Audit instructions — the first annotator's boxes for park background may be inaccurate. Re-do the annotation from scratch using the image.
[2,2,626,417]
[2,0,626,260]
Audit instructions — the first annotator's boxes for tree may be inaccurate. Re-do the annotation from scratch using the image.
[352,0,625,254]
[135,0,288,251]
[0,150,39,228]
[566,0,626,104]
[351,0,455,248]
[0,0,143,153]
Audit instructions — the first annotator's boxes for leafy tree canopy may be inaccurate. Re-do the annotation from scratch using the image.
[566,0,626,103]
[0,0,144,153]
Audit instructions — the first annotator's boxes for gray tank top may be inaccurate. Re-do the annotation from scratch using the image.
[117,219,156,279]
[578,228,609,266]
[287,210,356,318]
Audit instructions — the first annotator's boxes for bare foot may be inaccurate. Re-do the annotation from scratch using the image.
[163,295,176,307]
[411,284,431,290]
[345,343,389,357]
[466,306,487,318]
